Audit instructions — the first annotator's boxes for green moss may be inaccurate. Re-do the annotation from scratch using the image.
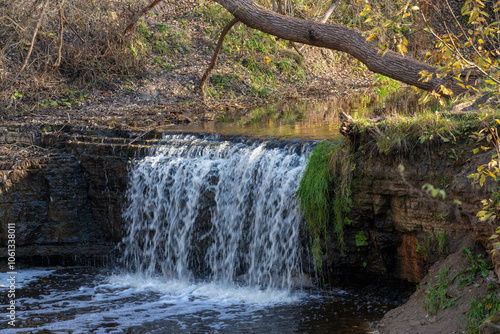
[297,139,354,270]
[355,231,368,247]
[438,231,446,255]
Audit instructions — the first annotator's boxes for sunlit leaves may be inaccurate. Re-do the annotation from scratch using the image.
[397,43,407,56]
[422,184,446,200]
[360,5,371,16]
[440,85,453,96]
[366,32,377,42]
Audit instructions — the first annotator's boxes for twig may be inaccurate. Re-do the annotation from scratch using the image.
[66,22,85,44]
[320,0,340,24]
[398,165,482,223]
[0,16,26,32]
[16,0,49,78]
[420,9,497,86]
[199,17,240,97]
[54,0,65,67]
[128,128,155,145]
[443,0,498,72]
[290,40,305,58]
[124,0,164,35]
[0,0,43,57]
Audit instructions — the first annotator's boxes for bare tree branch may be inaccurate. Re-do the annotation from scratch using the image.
[200,17,240,96]
[54,0,66,68]
[320,0,340,24]
[124,0,164,35]
[16,0,49,78]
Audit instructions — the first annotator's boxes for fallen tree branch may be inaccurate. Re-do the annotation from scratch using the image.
[214,0,475,95]
[199,17,240,97]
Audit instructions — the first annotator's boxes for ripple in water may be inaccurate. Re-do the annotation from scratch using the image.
[0,267,386,333]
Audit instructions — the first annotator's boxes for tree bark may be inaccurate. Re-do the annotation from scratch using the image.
[213,0,474,95]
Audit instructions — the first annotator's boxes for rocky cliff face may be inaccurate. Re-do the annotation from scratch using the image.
[321,140,495,287]
[0,126,113,264]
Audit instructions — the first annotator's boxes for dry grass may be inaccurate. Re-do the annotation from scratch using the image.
[0,0,149,111]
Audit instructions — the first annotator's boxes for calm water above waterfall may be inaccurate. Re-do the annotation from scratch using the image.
[0,133,388,333]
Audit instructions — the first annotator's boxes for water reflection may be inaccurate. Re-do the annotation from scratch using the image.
[175,86,429,140]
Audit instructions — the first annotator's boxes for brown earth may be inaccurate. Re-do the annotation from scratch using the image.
[378,236,496,334]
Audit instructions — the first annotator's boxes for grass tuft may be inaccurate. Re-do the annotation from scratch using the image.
[353,108,500,155]
[422,265,457,315]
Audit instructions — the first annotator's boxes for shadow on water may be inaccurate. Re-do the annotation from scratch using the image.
[173,84,433,140]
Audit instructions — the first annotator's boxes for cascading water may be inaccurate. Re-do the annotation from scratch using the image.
[121,134,310,290]
[0,133,387,334]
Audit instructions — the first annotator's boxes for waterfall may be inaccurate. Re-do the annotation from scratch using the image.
[121,134,311,290]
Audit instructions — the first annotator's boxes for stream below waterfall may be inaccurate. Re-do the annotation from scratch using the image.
[0,90,421,333]
[0,267,387,333]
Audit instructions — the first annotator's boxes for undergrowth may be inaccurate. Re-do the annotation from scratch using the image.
[464,247,499,334]
[297,139,354,271]
[196,2,308,100]
[0,0,149,109]
[422,265,457,315]
[353,107,500,155]
[421,247,498,333]
[459,248,492,288]
[0,0,316,112]
[467,290,500,334]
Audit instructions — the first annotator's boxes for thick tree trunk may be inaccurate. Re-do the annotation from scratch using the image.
[213,0,474,95]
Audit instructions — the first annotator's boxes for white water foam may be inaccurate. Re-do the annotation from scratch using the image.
[0,268,308,333]
[121,135,310,290]
[107,272,302,305]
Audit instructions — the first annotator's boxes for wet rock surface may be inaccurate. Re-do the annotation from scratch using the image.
[0,144,112,264]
